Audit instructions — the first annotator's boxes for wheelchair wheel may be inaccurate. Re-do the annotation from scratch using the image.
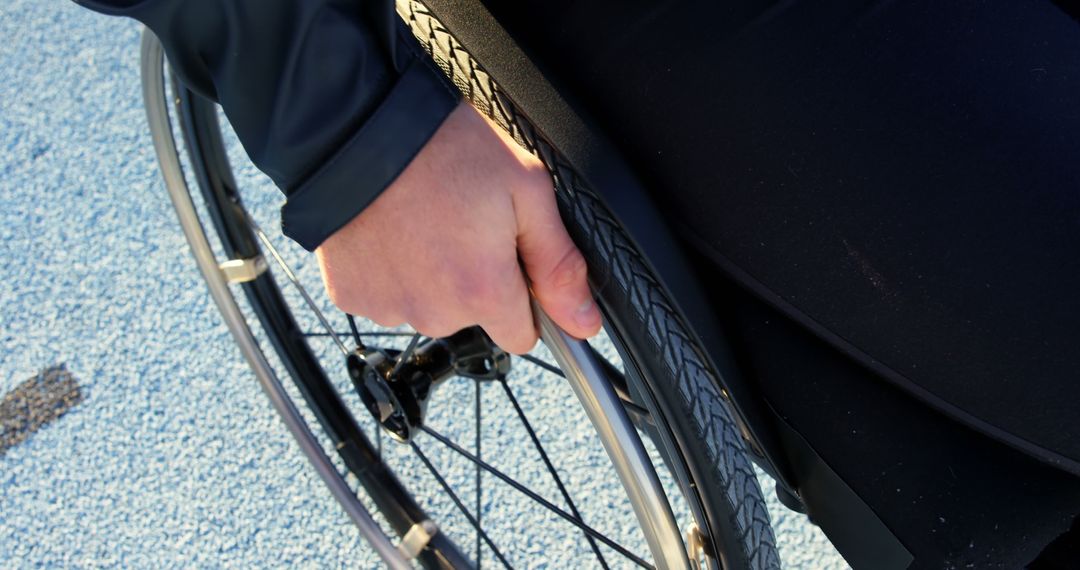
[140,3,778,567]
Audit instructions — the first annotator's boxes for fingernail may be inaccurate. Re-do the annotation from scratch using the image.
[574,298,600,329]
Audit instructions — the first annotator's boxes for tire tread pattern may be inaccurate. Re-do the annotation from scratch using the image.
[399,2,780,567]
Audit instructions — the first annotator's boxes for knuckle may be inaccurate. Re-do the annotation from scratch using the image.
[370,313,405,329]
[321,270,377,318]
[408,314,459,339]
[512,160,553,196]
[546,247,588,290]
[361,303,404,328]
[486,328,535,355]
[511,331,539,355]
[346,293,405,329]
[454,273,498,307]
[327,290,367,318]
[522,157,552,183]
[406,313,433,335]
[322,280,352,312]
[528,172,553,195]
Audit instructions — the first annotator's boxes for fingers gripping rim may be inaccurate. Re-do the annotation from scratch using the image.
[398,2,781,568]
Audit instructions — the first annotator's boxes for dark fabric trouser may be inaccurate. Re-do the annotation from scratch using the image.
[481,0,1080,566]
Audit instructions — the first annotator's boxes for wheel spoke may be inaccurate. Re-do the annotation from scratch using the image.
[246,215,349,357]
[376,419,383,460]
[475,379,483,569]
[346,314,366,351]
[410,442,514,569]
[499,377,610,569]
[421,426,653,569]
[518,353,563,377]
[300,331,419,338]
[522,352,652,423]
[388,333,421,378]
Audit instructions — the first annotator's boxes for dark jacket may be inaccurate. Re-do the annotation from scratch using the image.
[77,0,461,251]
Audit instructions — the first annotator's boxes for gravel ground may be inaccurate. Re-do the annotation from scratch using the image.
[0,1,848,568]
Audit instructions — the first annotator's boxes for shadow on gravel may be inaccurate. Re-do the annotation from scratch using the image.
[0,365,84,456]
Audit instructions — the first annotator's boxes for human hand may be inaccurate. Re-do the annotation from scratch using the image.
[315,102,601,354]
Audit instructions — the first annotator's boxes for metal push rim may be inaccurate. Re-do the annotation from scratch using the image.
[142,29,704,569]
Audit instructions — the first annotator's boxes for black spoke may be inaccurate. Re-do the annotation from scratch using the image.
[301,331,419,338]
[421,426,653,569]
[522,352,652,420]
[499,377,610,569]
[389,333,421,378]
[518,353,564,377]
[376,419,382,459]
[345,314,366,351]
[475,379,483,569]
[410,442,514,569]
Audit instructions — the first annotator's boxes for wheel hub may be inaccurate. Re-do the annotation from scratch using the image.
[346,327,510,441]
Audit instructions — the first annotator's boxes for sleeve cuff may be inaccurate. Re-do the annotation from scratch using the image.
[280,57,461,251]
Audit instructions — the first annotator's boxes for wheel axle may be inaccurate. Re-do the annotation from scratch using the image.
[347,327,510,441]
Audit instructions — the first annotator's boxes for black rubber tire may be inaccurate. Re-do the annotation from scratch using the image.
[402,3,780,568]
[558,159,782,570]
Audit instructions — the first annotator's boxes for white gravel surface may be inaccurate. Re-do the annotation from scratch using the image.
[0,1,849,567]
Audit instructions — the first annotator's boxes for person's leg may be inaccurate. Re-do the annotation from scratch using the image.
[481,0,1080,565]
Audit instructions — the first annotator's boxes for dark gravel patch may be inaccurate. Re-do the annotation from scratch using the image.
[0,365,83,455]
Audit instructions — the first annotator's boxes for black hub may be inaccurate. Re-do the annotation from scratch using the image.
[346,327,510,441]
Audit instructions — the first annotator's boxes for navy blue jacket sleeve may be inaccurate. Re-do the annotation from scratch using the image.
[76,0,461,251]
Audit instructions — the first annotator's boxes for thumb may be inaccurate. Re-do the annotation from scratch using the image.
[514,175,602,339]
